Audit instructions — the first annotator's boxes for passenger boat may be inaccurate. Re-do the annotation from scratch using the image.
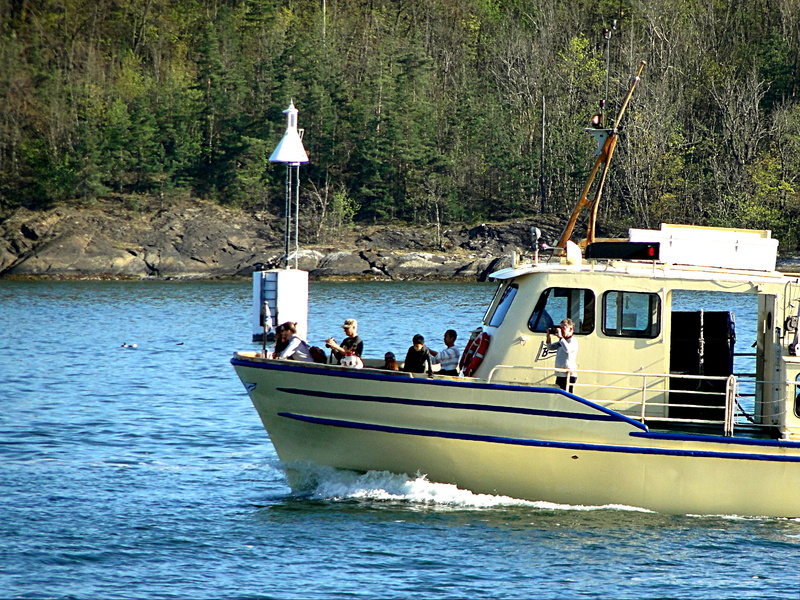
[232,64,800,517]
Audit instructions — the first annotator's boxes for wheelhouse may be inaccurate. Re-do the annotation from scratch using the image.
[473,225,800,441]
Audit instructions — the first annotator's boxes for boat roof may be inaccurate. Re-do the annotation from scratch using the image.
[489,260,792,286]
[491,223,798,287]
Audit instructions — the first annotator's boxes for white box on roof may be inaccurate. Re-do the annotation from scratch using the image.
[628,223,778,271]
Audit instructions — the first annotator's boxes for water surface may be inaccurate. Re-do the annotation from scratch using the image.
[1,280,798,599]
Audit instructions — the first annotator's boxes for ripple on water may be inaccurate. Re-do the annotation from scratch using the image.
[2,280,800,599]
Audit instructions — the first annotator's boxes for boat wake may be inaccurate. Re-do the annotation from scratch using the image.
[310,469,531,508]
[284,463,652,512]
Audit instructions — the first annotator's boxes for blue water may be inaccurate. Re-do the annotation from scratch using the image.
[1,280,799,599]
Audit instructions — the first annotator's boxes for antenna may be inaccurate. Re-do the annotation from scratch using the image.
[601,20,617,128]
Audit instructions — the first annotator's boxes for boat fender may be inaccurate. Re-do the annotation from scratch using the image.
[462,332,491,377]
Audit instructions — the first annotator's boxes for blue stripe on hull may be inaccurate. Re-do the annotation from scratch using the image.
[276,387,627,424]
[232,356,647,431]
[630,430,800,449]
[278,412,800,463]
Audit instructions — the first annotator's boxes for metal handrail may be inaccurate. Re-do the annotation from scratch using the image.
[486,363,732,385]
[484,363,766,435]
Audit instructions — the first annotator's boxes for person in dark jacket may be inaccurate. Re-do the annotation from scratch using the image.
[402,334,433,375]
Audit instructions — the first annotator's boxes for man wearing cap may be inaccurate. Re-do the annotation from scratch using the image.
[325,318,364,363]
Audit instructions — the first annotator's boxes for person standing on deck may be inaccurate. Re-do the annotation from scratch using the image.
[546,318,579,393]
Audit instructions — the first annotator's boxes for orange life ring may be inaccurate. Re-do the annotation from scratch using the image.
[458,332,480,372]
[462,332,490,377]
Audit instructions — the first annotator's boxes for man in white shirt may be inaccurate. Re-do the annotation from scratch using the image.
[430,329,460,376]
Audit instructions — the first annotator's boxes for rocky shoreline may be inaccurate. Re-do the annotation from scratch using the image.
[0,199,567,281]
[3,199,798,281]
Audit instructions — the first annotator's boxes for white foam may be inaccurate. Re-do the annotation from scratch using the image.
[529,500,653,513]
[288,465,652,512]
[311,470,531,508]
[686,513,776,521]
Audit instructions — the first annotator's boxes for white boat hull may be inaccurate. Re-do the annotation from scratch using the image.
[232,354,800,517]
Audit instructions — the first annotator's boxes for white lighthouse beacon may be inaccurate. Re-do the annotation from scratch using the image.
[252,101,310,344]
[270,100,309,268]
[269,101,309,164]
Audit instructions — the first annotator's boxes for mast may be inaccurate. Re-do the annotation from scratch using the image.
[557,60,646,248]
[540,95,546,213]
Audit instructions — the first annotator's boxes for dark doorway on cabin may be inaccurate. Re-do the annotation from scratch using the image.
[669,311,736,422]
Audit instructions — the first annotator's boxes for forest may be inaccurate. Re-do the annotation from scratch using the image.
[1,0,800,248]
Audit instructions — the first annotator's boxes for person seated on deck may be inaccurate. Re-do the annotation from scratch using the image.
[546,318,579,393]
[272,322,315,363]
[267,323,287,358]
[339,338,364,369]
[402,334,433,375]
[325,318,364,364]
[379,352,399,371]
[430,329,460,376]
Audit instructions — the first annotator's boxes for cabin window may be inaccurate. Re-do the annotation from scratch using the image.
[528,288,595,334]
[483,283,505,323]
[602,291,661,338]
[487,284,519,327]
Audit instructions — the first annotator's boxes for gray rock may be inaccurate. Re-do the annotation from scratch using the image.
[0,200,566,281]
[778,257,800,273]
[7,230,147,276]
[1,200,283,279]
[311,251,372,278]
[357,227,437,251]
[391,252,464,279]
[295,249,325,271]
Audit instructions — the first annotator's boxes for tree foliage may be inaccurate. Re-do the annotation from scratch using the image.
[2,0,800,248]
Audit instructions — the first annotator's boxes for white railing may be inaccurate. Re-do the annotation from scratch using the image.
[237,351,795,436]
[484,364,777,436]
